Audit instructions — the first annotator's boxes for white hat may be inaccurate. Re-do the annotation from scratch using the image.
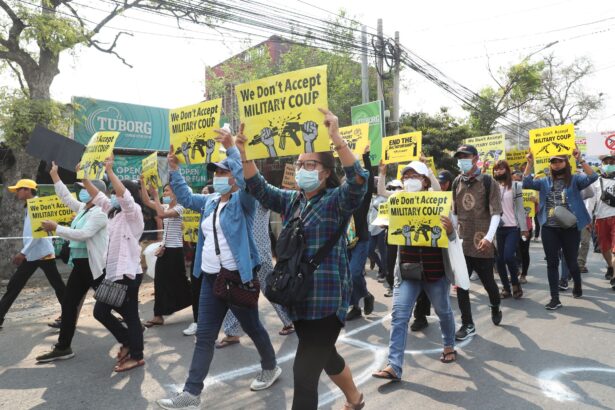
[385,179,403,189]
[400,161,429,177]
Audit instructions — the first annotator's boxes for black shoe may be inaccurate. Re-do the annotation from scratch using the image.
[384,288,393,297]
[572,282,583,298]
[455,324,476,341]
[346,307,362,321]
[0,317,4,329]
[47,319,61,329]
[606,267,614,280]
[410,317,428,332]
[610,277,615,290]
[491,306,502,326]
[545,298,562,310]
[36,346,74,363]
[363,293,375,315]
[558,279,569,291]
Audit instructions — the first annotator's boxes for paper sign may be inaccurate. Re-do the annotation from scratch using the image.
[534,155,576,178]
[382,132,422,164]
[331,123,369,157]
[26,125,85,172]
[462,133,506,171]
[506,149,528,172]
[236,65,329,160]
[425,157,437,175]
[530,124,575,158]
[141,152,161,189]
[371,202,389,226]
[77,131,119,180]
[387,192,452,248]
[522,189,537,218]
[182,210,201,243]
[27,195,76,238]
[352,100,385,163]
[281,163,297,189]
[586,130,615,156]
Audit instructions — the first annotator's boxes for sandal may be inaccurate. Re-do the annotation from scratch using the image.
[215,336,240,349]
[279,325,295,336]
[512,285,523,299]
[143,319,164,328]
[114,358,145,373]
[116,346,130,364]
[342,393,365,410]
[500,289,511,299]
[440,350,457,363]
[371,367,400,381]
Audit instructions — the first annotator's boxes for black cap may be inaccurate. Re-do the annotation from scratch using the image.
[438,170,454,183]
[454,144,478,158]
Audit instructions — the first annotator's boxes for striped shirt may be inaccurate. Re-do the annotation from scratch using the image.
[399,246,445,282]
[162,204,184,248]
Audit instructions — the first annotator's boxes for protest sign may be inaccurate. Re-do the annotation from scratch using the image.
[26,125,85,172]
[281,163,297,189]
[331,123,369,157]
[425,157,437,175]
[506,149,528,172]
[236,66,329,160]
[462,133,506,171]
[182,210,201,243]
[351,101,385,163]
[586,130,615,156]
[522,190,537,218]
[387,192,452,248]
[77,131,119,180]
[169,99,222,165]
[382,132,422,164]
[534,155,576,178]
[371,202,389,226]
[530,124,575,158]
[141,152,161,189]
[27,195,76,238]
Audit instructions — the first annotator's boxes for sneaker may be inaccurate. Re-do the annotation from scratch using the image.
[455,324,476,341]
[579,266,588,274]
[491,306,503,326]
[558,279,569,291]
[346,307,362,321]
[183,323,198,336]
[363,293,375,315]
[572,282,582,298]
[36,346,75,363]
[606,267,614,280]
[545,298,562,310]
[383,288,393,297]
[157,391,201,410]
[410,317,428,332]
[469,272,480,281]
[377,275,386,283]
[519,275,528,284]
[47,319,62,329]
[250,366,282,391]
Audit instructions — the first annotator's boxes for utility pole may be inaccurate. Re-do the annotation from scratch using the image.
[361,25,369,104]
[376,19,384,102]
[392,31,400,136]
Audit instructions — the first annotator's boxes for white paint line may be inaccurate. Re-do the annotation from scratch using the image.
[537,367,615,402]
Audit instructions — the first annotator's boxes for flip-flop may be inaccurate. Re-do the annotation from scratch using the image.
[215,338,240,349]
[278,325,295,336]
[143,320,164,328]
[440,350,457,363]
[116,346,130,364]
[371,368,400,381]
[114,359,145,373]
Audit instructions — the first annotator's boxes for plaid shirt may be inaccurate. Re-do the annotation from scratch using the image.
[246,161,368,324]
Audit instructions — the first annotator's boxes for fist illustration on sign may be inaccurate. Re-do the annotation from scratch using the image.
[205,139,216,163]
[402,225,413,246]
[302,121,318,153]
[260,128,278,158]
[431,226,442,247]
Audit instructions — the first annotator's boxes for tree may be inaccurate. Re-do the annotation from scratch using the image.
[530,55,604,126]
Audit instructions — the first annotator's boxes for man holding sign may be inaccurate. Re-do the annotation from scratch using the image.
[0,180,65,330]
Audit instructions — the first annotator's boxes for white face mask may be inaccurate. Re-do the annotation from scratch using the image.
[404,178,423,192]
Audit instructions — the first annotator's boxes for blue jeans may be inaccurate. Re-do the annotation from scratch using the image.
[349,240,370,307]
[387,277,456,377]
[496,227,520,291]
[541,226,581,299]
[183,273,277,395]
[368,231,387,275]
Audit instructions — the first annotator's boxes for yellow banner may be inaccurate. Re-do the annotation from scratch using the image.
[506,149,528,172]
[169,99,223,165]
[534,155,576,178]
[236,65,329,160]
[387,192,452,248]
[522,189,537,218]
[382,132,422,164]
[530,124,575,158]
[77,131,119,179]
[141,152,161,189]
[462,133,506,171]
[27,195,76,238]
[182,210,201,243]
[331,123,369,157]
[281,163,297,189]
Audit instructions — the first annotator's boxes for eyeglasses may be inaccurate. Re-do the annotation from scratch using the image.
[401,173,423,180]
[294,160,322,171]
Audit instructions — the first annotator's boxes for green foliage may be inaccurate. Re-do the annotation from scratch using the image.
[19,5,87,55]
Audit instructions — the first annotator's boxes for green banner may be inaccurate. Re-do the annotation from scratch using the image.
[113,155,207,188]
[73,96,169,151]
[351,100,385,164]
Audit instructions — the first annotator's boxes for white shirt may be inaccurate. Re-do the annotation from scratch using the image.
[499,185,517,227]
[593,177,615,220]
[200,201,238,274]
[162,204,184,248]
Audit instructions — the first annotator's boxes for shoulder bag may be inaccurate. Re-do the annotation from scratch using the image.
[94,278,128,308]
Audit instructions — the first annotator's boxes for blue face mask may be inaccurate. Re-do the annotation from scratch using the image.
[78,189,91,203]
[110,194,119,208]
[457,159,474,173]
[295,168,322,193]
[213,177,232,195]
[602,164,615,174]
[162,196,172,204]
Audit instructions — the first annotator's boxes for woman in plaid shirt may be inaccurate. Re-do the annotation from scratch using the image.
[239,108,368,410]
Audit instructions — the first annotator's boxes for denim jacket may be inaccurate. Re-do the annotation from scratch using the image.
[523,172,599,230]
[170,146,260,283]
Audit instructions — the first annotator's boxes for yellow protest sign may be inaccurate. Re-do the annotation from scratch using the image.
[141,152,161,189]
[506,149,528,172]
[281,163,297,189]
[236,65,329,160]
[77,131,119,179]
[382,132,422,164]
[425,157,437,175]
[387,192,452,248]
[530,124,575,158]
[534,155,576,178]
[371,202,389,226]
[27,195,76,238]
[330,123,369,157]
[522,189,537,218]
[182,210,201,243]
[462,134,506,171]
[169,99,222,165]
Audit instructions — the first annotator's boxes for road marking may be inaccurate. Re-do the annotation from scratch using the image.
[538,367,615,402]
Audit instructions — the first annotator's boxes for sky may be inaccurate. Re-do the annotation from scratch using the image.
[26,0,615,133]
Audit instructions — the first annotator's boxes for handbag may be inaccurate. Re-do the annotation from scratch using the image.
[553,206,577,229]
[94,279,128,308]
[599,178,615,207]
[210,200,261,308]
[400,262,424,281]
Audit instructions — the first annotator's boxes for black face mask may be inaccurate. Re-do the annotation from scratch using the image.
[494,174,507,181]
[551,167,566,176]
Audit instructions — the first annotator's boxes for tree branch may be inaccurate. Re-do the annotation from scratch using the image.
[6,61,28,96]
[90,32,134,68]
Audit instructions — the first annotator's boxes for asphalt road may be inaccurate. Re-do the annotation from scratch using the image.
[1,241,614,410]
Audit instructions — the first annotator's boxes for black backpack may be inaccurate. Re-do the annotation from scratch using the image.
[452,174,493,213]
[599,178,615,207]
